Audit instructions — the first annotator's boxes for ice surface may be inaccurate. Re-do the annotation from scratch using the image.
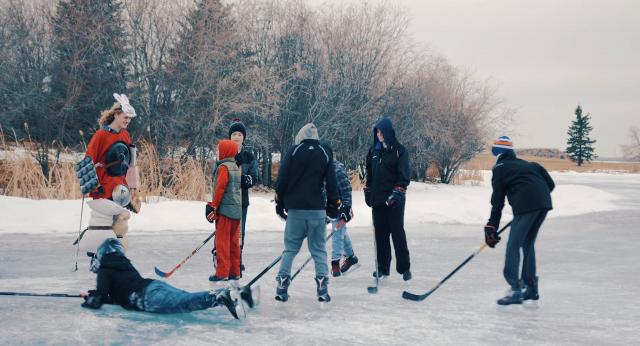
[1,173,639,345]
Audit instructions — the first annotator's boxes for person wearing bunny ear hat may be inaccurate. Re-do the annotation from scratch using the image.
[79,93,141,253]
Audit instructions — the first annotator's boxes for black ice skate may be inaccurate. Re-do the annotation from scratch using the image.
[275,275,290,302]
[497,288,523,305]
[315,276,331,303]
[523,277,539,301]
[331,260,341,277]
[213,288,245,320]
[340,255,359,274]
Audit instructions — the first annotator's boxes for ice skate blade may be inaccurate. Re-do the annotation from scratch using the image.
[319,301,329,309]
[497,303,524,312]
[230,290,246,320]
[340,264,361,276]
[523,300,539,309]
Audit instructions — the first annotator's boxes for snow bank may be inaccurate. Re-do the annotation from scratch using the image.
[0,172,625,235]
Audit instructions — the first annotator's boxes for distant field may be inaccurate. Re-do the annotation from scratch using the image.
[464,153,640,173]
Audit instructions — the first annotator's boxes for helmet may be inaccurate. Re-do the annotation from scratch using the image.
[112,184,131,207]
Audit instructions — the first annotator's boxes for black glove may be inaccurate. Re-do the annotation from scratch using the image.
[241,174,254,189]
[326,201,340,219]
[338,204,353,223]
[81,292,103,309]
[276,202,287,220]
[484,224,501,248]
[205,203,217,223]
[386,186,406,208]
[364,187,372,207]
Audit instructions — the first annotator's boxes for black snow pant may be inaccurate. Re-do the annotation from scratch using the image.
[504,209,548,290]
[372,204,411,275]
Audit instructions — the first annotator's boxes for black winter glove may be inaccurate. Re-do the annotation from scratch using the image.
[205,203,217,223]
[364,187,372,207]
[484,224,501,248]
[241,174,254,189]
[338,204,353,223]
[326,201,340,219]
[386,187,406,208]
[81,292,103,309]
[276,202,287,220]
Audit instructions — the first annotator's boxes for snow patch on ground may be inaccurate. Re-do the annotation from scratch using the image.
[0,172,625,235]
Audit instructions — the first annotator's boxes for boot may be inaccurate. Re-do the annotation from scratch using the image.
[497,288,523,305]
[315,276,331,302]
[275,275,291,302]
[331,260,341,277]
[523,276,539,301]
[208,275,228,288]
[372,271,389,278]
[340,255,358,273]
[402,270,412,281]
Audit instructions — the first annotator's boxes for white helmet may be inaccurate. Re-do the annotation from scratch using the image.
[112,184,131,207]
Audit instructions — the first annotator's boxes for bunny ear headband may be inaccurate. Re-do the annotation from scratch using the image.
[113,93,137,118]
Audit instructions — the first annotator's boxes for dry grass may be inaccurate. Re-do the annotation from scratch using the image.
[466,153,640,173]
[0,132,216,200]
[2,131,638,200]
[451,169,484,186]
[0,128,81,199]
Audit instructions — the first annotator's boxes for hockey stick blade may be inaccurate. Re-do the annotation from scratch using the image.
[154,266,173,278]
[367,286,378,294]
[402,289,432,301]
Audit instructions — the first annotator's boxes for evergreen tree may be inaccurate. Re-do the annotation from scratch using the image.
[566,105,596,166]
[165,0,238,158]
[48,0,128,145]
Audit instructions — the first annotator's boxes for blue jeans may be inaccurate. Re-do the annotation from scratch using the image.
[331,219,354,261]
[278,210,328,277]
[142,280,215,313]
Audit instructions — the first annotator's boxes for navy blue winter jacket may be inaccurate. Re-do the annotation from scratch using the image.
[365,118,411,206]
[489,150,555,227]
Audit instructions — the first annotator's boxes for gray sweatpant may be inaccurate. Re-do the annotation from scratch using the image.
[277,209,328,278]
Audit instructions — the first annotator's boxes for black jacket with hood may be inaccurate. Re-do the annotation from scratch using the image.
[95,253,153,310]
[488,150,555,227]
[276,124,338,210]
[365,118,411,207]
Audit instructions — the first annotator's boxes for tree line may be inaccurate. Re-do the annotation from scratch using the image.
[0,0,510,185]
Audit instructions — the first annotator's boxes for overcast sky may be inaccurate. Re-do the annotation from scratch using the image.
[316,0,640,157]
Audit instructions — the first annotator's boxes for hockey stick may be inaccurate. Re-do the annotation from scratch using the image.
[238,252,283,308]
[72,195,86,272]
[154,231,216,278]
[0,291,84,298]
[367,223,380,294]
[402,221,513,301]
[290,220,345,281]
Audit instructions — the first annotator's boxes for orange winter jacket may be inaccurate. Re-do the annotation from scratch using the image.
[85,127,131,200]
[211,140,242,219]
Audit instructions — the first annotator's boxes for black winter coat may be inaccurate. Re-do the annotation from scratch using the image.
[94,253,153,310]
[489,150,555,227]
[236,149,260,207]
[276,139,338,210]
[365,118,411,207]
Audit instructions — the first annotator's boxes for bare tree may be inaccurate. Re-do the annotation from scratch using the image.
[622,126,640,161]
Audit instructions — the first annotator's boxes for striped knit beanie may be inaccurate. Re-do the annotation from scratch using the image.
[492,136,513,156]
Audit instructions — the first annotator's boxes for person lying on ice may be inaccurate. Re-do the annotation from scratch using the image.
[81,238,252,320]
[484,136,555,306]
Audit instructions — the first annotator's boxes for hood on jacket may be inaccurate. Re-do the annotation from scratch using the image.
[372,117,397,149]
[218,139,239,161]
[90,238,126,273]
[294,123,319,144]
